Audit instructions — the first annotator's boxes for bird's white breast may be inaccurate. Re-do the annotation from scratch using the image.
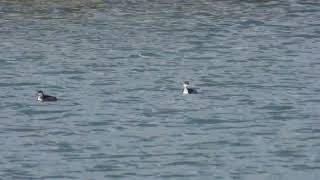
[183,88,189,94]
[37,96,43,101]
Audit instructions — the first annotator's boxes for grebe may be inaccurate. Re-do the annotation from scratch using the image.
[183,81,197,94]
[37,90,57,102]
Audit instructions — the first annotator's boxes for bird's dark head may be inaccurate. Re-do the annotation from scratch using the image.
[183,81,190,88]
[37,90,44,96]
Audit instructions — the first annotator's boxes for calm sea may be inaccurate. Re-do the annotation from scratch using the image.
[0,0,320,179]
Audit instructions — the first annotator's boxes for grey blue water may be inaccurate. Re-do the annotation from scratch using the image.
[0,0,320,179]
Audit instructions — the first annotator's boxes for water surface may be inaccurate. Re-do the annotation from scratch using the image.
[0,0,320,179]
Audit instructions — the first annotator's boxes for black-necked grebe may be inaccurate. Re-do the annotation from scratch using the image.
[183,81,197,94]
[37,90,57,102]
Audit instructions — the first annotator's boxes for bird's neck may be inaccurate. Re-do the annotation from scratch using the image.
[183,87,189,94]
[38,96,43,101]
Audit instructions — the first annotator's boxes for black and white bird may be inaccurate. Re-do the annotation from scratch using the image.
[37,90,58,102]
[183,81,197,95]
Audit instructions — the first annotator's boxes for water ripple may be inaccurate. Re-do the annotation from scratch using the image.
[0,0,319,179]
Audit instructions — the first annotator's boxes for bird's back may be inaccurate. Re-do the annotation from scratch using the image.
[43,95,57,101]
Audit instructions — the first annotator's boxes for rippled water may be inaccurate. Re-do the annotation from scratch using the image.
[1,0,320,179]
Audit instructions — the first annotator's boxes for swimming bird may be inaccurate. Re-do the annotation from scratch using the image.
[37,90,57,102]
[183,81,197,94]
